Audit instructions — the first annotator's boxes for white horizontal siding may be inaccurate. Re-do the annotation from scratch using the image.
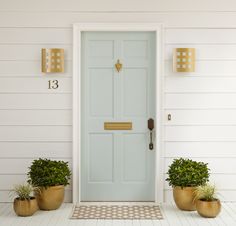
[165,142,236,157]
[0,78,71,93]
[0,44,72,61]
[0,142,72,158]
[0,28,71,44]
[1,3,236,203]
[164,110,236,125]
[165,158,236,174]
[0,110,71,125]
[0,158,71,175]
[165,77,236,93]
[165,44,236,60]
[165,61,236,77]
[165,93,236,109]
[163,27,236,202]
[2,0,236,11]
[0,126,71,142]
[0,61,72,76]
[165,126,236,141]
[0,94,71,109]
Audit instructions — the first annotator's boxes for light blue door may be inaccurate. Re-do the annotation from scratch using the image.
[81,32,156,201]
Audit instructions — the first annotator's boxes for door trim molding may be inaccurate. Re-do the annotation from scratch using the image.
[73,23,164,203]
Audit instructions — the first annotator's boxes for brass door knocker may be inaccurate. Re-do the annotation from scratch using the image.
[115,59,122,72]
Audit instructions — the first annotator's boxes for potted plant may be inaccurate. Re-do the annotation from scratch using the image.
[194,183,221,218]
[10,183,38,217]
[166,158,210,211]
[27,158,71,210]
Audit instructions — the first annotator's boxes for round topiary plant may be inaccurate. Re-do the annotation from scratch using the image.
[166,158,210,211]
[27,158,71,187]
[27,158,71,210]
[166,158,210,188]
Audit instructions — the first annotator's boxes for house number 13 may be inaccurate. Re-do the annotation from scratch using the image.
[48,80,59,89]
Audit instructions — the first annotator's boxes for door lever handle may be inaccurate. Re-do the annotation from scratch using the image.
[147,118,154,150]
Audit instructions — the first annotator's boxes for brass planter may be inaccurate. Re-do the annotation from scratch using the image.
[196,199,221,218]
[13,197,38,217]
[36,185,65,210]
[173,186,196,211]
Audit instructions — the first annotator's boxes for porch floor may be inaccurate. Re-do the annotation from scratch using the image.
[1,202,236,226]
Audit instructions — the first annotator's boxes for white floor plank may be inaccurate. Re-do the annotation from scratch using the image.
[0,202,235,226]
[158,204,170,226]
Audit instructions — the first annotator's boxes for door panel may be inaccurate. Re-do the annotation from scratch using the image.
[81,32,156,201]
[123,68,147,117]
[123,133,147,182]
[89,68,114,117]
[88,134,114,182]
[123,40,148,58]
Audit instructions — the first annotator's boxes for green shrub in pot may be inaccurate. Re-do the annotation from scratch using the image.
[27,158,71,210]
[166,158,210,211]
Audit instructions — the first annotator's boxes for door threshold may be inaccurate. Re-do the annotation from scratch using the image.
[78,201,157,205]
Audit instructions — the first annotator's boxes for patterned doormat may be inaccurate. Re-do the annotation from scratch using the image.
[71,205,163,220]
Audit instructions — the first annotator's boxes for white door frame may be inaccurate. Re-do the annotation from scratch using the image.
[73,23,164,204]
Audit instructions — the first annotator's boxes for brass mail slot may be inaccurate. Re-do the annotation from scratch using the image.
[104,122,132,130]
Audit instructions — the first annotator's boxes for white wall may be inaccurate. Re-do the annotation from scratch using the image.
[1,0,236,202]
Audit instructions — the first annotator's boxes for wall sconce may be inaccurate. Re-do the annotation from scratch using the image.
[42,48,64,73]
[173,48,195,72]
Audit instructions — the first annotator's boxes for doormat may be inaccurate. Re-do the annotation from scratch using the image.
[71,205,163,220]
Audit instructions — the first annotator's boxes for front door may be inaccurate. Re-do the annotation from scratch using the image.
[81,32,156,201]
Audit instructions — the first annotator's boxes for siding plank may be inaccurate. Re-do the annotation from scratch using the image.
[166,44,236,60]
[0,110,71,125]
[0,158,72,174]
[165,125,236,141]
[1,0,236,12]
[165,158,236,174]
[165,61,236,77]
[165,142,236,157]
[165,93,236,109]
[0,61,72,76]
[164,110,236,125]
[0,94,71,109]
[0,78,71,93]
[0,126,72,142]
[165,77,236,93]
[166,29,236,44]
[0,28,71,44]
[0,142,71,158]
[0,44,72,61]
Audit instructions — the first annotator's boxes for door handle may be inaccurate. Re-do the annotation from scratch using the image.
[147,118,154,150]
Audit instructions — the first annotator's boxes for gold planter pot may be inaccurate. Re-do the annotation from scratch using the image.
[173,186,196,211]
[13,197,38,217]
[36,185,65,210]
[196,199,221,218]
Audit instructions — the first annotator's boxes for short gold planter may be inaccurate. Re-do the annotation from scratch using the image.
[196,199,221,218]
[173,186,196,211]
[13,197,38,217]
[36,185,65,210]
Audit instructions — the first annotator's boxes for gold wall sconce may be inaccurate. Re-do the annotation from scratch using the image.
[173,48,195,72]
[42,48,64,73]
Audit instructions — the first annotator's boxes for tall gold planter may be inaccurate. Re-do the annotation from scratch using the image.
[36,185,65,210]
[196,199,221,218]
[173,186,196,211]
[13,197,38,217]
